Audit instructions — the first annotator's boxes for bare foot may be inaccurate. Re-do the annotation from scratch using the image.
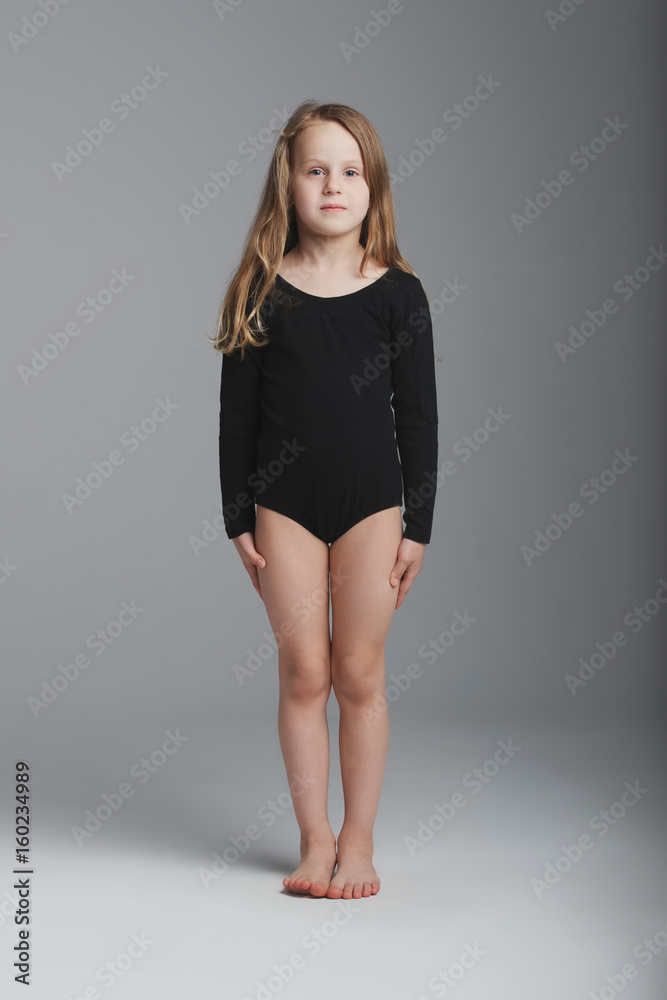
[283,838,337,897]
[326,838,380,899]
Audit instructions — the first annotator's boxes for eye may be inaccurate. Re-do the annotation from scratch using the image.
[307,168,360,177]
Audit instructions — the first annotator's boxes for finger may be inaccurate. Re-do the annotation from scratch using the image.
[389,561,408,588]
[246,542,266,569]
[395,572,415,610]
[237,536,266,569]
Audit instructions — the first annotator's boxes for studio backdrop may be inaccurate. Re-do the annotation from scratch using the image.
[1,1,665,998]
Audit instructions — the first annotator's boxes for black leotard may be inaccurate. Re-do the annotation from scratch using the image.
[218,266,439,545]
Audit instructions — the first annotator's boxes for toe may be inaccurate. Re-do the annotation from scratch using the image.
[326,883,343,898]
[352,882,362,899]
[362,883,372,896]
[284,876,307,894]
[311,881,328,897]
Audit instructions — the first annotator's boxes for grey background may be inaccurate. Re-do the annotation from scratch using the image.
[2,0,666,997]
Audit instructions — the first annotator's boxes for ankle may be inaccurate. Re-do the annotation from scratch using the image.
[299,829,336,851]
[336,829,374,852]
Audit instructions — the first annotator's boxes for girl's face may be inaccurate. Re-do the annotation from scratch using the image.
[289,121,370,240]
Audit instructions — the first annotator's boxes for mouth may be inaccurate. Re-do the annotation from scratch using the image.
[320,205,346,211]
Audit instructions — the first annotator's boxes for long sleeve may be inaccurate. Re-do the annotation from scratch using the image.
[219,343,263,539]
[389,274,439,543]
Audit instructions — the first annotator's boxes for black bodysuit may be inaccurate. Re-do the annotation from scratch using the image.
[218,266,439,545]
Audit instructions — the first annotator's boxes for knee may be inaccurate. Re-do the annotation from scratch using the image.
[280,653,331,702]
[331,652,382,703]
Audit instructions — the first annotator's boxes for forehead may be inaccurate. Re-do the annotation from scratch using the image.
[293,122,362,163]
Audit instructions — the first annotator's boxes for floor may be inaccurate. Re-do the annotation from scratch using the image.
[2,717,665,1000]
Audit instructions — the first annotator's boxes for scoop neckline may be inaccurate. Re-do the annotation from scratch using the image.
[275,267,395,301]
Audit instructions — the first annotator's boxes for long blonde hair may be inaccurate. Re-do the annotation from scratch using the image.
[211,99,419,357]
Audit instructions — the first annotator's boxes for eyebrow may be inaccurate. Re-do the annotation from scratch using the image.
[300,158,363,167]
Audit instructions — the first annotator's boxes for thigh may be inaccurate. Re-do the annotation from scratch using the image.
[255,505,332,679]
[329,506,403,658]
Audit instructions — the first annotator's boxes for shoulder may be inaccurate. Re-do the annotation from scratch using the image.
[385,268,430,326]
[384,267,427,301]
[387,266,421,285]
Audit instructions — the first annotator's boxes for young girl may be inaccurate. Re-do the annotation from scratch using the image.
[213,100,439,900]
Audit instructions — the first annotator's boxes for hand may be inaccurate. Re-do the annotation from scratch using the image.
[389,537,426,610]
[232,532,267,600]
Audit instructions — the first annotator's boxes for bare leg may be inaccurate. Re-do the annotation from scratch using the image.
[327,506,403,899]
[255,505,336,896]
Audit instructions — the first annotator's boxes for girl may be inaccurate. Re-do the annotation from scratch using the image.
[213,100,439,900]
